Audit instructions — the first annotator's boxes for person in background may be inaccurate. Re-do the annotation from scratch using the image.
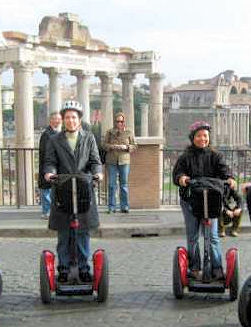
[173,121,235,281]
[38,112,62,219]
[104,112,137,214]
[219,184,242,237]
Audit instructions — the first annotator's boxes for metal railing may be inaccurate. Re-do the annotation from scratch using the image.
[162,148,251,205]
[0,148,108,207]
[1,148,251,207]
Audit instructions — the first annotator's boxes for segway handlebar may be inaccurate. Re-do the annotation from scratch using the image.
[48,173,100,183]
[187,178,230,187]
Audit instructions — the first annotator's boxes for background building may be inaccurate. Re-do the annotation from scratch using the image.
[163,70,251,148]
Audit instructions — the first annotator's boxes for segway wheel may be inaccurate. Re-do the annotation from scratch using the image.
[173,249,184,299]
[0,272,3,296]
[96,251,109,303]
[229,251,239,301]
[40,253,52,304]
[238,276,251,327]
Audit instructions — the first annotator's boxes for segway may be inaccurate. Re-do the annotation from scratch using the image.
[40,174,109,304]
[238,186,251,326]
[238,276,251,327]
[173,177,239,301]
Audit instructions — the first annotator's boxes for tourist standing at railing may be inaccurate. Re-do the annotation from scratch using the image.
[104,112,137,214]
[172,121,235,281]
[38,112,62,220]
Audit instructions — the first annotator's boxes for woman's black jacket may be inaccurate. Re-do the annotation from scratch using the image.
[172,145,232,201]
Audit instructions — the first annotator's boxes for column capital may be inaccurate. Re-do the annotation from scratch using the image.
[96,71,117,80]
[71,70,94,77]
[147,72,165,80]
[118,72,135,81]
[12,60,36,72]
[42,67,67,75]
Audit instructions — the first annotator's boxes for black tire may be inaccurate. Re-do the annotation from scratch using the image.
[96,251,109,303]
[173,248,184,299]
[238,276,251,327]
[0,273,3,296]
[229,251,239,301]
[40,253,52,304]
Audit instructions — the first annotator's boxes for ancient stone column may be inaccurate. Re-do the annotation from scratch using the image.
[14,61,35,206]
[0,67,4,205]
[212,111,217,146]
[237,113,240,146]
[243,113,247,146]
[247,113,250,145]
[227,111,232,147]
[97,72,115,136]
[43,68,62,114]
[148,73,164,137]
[0,70,4,148]
[71,70,92,123]
[119,73,135,133]
[140,103,149,136]
[234,113,237,146]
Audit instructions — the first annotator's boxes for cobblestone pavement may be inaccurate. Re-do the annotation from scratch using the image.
[0,235,249,327]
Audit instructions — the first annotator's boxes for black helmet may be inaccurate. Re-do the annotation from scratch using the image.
[60,100,83,118]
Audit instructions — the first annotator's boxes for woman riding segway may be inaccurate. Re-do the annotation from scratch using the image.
[173,121,235,282]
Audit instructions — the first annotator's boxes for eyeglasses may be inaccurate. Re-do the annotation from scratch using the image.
[116,120,124,123]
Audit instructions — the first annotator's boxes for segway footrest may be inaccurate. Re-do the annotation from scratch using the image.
[189,282,225,293]
[56,283,93,295]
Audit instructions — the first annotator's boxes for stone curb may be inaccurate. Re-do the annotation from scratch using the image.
[0,224,251,238]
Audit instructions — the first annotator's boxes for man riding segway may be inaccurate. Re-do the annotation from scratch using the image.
[44,100,103,284]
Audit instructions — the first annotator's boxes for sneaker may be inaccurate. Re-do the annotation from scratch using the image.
[79,270,93,283]
[121,209,129,213]
[230,230,238,237]
[188,269,202,280]
[107,209,116,214]
[219,231,226,237]
[57,272,68,283]
[41,214,49,220]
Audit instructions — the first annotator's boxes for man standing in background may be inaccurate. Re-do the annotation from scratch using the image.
[38,112,62,219]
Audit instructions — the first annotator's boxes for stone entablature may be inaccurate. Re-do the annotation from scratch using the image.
[0,13,164,206]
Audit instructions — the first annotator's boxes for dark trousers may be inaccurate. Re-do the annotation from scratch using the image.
[219,212,242,233]
[247,187,251,222]
[57,228,90,272]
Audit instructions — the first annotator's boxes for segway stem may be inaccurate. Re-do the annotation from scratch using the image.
[72,177,78,216]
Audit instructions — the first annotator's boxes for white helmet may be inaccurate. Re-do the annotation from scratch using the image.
[60,100,83,118]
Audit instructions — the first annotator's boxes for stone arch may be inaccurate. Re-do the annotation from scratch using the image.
[230,86,238,94]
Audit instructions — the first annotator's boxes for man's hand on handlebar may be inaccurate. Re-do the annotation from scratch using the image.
[179,175,190,187]
[44,173,56,182]
[93,173,103,182]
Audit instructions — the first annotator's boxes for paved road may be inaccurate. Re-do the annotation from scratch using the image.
[0,234,249,327]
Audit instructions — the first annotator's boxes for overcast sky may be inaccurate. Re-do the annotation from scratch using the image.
[1,0,251,86]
